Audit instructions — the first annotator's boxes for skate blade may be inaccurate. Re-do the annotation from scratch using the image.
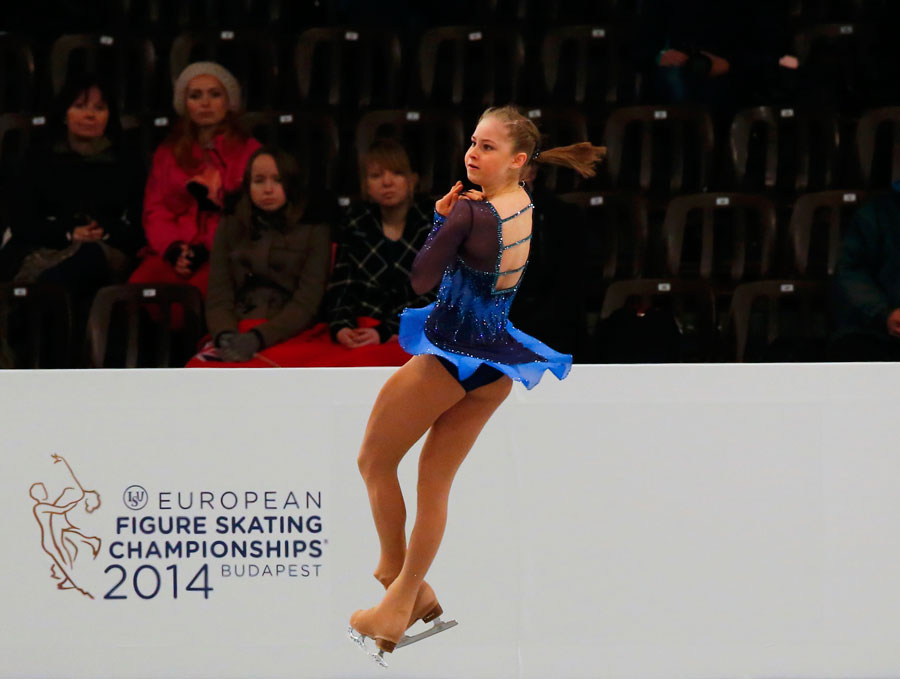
[348,627,389,668]
[346,625,369,653]
[395,617,458,649]
[371,649,389,668]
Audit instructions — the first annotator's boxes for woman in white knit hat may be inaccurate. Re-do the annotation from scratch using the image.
[129,61,260,296]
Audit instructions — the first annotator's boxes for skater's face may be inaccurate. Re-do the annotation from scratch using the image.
[66,87,109,141]
[185,75,228,127]
[465,117,527,186]
[249,153,287,212]
[365,162,416,208]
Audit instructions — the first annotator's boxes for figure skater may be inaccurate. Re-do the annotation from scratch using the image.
[348,105,605,665]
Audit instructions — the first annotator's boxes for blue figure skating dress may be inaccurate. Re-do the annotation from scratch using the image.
[399,191,572,390]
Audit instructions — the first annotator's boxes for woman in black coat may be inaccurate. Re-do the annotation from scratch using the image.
[0,73,144,292]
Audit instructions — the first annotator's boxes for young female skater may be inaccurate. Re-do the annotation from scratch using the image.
[348,105,605,663]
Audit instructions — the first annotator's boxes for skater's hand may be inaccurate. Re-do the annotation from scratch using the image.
[886,309,900,338]
[460,188,485,202]
[658,49,689,67]
[435,181,467,217]
[72,221,104,242]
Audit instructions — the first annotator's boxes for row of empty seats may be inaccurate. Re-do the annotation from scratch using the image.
[9,0,895,34]
[568,189,868,285]
[2,20,898,115]
[587,277,830,363]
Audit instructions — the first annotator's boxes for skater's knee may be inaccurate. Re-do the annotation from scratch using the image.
[357,444,397,481]
[373,567,401,588]
[357,449,377,479]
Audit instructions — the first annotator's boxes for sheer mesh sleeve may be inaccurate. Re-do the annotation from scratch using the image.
[409,200,474,294]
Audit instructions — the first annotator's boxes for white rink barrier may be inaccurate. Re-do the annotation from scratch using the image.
[2,364,899,679]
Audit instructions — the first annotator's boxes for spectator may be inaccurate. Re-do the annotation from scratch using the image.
[188,147,330,366]
[130,62,260,296]
[635,0,798,111]
[323,139,435,365]
[828,183,900,361]
[0,73,144,296]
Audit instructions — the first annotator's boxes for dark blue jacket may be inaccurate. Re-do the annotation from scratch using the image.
[833,183,900,337]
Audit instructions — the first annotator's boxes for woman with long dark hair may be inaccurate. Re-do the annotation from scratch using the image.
[188,146,330,366]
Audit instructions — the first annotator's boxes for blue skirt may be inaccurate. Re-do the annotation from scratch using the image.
[399,303,572,390]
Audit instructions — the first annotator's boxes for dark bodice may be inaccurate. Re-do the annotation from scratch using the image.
[410,196,546,363]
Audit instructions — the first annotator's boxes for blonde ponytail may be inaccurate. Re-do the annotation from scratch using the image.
[533,141,607,178]
[479,105,606,179]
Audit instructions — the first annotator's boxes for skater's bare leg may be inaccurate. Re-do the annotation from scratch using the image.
[351,375,512,646]
[357,356,465,619]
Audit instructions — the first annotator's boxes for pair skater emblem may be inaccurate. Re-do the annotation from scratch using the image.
[347,614,458,668]
[30,454,102,599]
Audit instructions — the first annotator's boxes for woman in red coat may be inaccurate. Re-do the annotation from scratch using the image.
[129,62,260,295]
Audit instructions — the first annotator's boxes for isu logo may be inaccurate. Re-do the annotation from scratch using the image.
[29,454,102,599]
[123,485,148,510]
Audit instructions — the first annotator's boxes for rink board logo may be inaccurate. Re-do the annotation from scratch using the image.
[123,485,148,510]
[28,457,327,602]
[29,454,102,599]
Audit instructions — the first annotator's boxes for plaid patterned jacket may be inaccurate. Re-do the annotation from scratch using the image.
[325,198,436,342]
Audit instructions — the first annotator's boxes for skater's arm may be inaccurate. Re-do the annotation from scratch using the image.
[409,200,472,294]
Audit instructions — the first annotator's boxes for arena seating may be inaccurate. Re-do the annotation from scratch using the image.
[2,0,898,365]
